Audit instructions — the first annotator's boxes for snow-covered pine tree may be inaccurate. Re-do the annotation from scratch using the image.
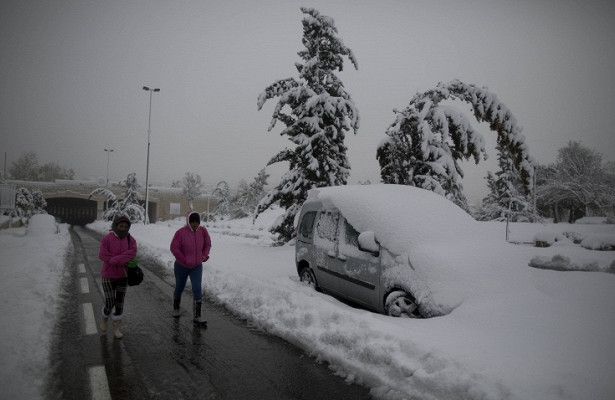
[476,140,536,222]
[255,7,359,242]
[89,172,145,222]
[377,80,535,212]
[181,172,204,210]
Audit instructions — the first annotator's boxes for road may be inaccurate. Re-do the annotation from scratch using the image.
[45,226,371,400]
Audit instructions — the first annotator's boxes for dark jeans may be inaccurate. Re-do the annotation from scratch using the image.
[173,261,203,301]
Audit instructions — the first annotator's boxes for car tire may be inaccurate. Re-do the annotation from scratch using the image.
[299,267,319,291]
[385,290,421,318]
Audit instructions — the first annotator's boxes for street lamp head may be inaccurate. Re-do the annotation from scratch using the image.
[143,86,150,91]
[143,86,160,92]
[153,88,160,92]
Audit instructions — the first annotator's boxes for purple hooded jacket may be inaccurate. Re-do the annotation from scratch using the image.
[99,216,138,279]
[170,211,212,268]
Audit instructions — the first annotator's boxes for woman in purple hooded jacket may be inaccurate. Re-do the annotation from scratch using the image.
[99,214,137,339]
[170,210,212,325]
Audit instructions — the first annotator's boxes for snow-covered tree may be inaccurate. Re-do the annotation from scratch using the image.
[377,80,535,211]
[14,187,33,217]
[89,172,145,222]
[9,152,40,181]
[31,189,47,214]
[230,180,251,219]
[255,7,359,242]
[13,187,46,219]
[536,141,615,222]
[11,187,46,219]
[39,162,74,181]
[231,169,270,219]
[9,151,74,181]
[212,181,231,217]
[475,140,536,222]
[180,172,204,210]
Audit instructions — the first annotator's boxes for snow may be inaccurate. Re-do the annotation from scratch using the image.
[0,215,70,399]
[1,198,615,399]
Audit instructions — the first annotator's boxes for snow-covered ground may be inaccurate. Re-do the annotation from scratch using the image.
[0,214,70,400]
[1,210,614,400]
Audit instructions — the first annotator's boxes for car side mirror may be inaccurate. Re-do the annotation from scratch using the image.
[358,231,379,256]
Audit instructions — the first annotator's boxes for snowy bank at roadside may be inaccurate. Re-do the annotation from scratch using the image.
[0,214,70,399]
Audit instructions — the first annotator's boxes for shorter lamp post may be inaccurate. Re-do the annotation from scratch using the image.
[103,148,114,212]
[104,148,114,187]
[142,86,160,224]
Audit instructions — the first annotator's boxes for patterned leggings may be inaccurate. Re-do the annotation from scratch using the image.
[102,277,128,317]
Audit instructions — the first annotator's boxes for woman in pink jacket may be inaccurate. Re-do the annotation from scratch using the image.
[170,210,211,325]
[98,214,137,339]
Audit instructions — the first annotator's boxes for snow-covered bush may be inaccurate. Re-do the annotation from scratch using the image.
[26,214,58,235]
[528,255,572,271]
[533,231,565,247]
[528,255,611,273]
[88,172,145,222]
[580,234,615,251]
[13,187,47,220]
[562,231,584,244]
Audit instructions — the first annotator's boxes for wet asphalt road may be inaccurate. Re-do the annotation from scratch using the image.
[45,226,372,400]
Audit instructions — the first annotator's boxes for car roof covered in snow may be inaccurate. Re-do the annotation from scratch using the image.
[305,184,479,255]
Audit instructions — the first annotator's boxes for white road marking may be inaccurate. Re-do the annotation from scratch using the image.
[83,303,98,335]
[79,259,111,399]
[80,277,89,294]
[88,365,112,400]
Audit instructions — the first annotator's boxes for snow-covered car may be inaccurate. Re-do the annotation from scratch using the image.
[295,184,485,318]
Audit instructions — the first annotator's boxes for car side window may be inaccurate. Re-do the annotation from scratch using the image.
[298,211,316,239]
[339,218,376,260]
[344,219,360,247]
[315,210,339,243]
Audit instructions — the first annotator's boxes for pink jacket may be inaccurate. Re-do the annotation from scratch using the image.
[170,212,212,268]
[99,232,138,279]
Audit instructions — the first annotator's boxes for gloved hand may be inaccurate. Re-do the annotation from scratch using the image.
[202,255,209,262]
[126,257,139,268]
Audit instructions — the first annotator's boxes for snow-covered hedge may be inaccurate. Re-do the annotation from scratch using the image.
[528,255,615,274]
[533,231,566,247]
[580,234,615,251]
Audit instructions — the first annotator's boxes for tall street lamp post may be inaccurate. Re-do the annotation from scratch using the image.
[142,86,160,224]
[104,148,114,187]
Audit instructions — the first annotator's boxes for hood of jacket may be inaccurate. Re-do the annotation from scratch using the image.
[111,214,131,238]
[186,210,200,227]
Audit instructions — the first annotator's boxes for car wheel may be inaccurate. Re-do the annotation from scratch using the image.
[385,290,421,318]
[299,267,319,290]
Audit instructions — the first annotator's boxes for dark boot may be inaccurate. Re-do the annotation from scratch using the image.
[193,300,207,326]
[173,298,181,318]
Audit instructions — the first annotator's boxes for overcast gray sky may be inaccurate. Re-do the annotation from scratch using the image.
[2,0,614,202]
